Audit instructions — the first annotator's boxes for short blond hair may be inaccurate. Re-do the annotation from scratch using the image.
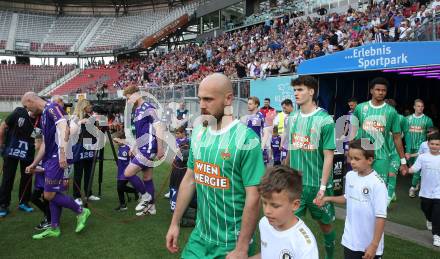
[123,85,140,96]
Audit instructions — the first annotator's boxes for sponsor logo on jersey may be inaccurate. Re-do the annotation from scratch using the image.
[409,125,424,133]
[291,133,316,150]
[194,160,230,189]
[362,120,385,132]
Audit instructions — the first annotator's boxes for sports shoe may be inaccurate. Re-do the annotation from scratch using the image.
[114,204,128,212]
[409,187,416,198]
[32,227,60,240]
[427,221,433,231]
[433,235,440,247]
[164,191,170,199]
[135,204,156,216]
[88,195,101,201]
[0,206,9,217]
[74,198,83,206]
[35,217,51,230]
[135,193,152,211]
[415,183,420,191]
[19,203,34,212]
[75,208,91,233]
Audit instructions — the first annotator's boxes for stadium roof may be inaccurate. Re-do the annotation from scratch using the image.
[1,0,173,8]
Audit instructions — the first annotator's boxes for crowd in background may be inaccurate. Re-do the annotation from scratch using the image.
[112,0,439,89]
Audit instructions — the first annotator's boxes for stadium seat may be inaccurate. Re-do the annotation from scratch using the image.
[0,64,76,96]
[51,67,120,95]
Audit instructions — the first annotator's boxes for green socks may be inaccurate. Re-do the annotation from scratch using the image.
[323,229,336,259]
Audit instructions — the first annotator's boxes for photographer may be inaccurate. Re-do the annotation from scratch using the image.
[0,107,38,216]
[70,99,100,205]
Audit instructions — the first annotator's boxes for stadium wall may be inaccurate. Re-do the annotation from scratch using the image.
[0,100,21,112]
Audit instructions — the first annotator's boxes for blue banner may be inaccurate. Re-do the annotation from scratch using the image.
[250,76,297,111]
[297,41,440,75]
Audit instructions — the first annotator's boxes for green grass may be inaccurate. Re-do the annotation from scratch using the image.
[1,146,439,259]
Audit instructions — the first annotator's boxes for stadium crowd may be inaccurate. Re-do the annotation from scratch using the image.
[112,0,439,89]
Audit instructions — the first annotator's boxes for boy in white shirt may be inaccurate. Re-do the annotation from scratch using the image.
[315,139,387,259]
[408,132,440,247]
[251,166,319,259]
[417,127,438,156]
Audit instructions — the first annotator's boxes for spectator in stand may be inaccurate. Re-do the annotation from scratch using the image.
[109,1,429,88]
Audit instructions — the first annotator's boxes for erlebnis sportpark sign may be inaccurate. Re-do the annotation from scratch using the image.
[297,41,440,75]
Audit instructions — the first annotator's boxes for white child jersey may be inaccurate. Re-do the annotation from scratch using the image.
[259,216,318,259]
[412,153,440,199]
[418,141,429,155]
[342,170,387,255]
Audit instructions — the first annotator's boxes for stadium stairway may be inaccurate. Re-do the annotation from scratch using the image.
[5,13,17,50]
[50,67,120,95]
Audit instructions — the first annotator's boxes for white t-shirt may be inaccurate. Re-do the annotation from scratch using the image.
[412,153,440,199]
[342,170,387,255]
[418,141,429,155]
[259,216,319,259]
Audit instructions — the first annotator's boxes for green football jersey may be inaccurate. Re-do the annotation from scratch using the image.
[405,114,433,153]
[287,108,336,188]
[187,119,265,247]
[352,101,401,160]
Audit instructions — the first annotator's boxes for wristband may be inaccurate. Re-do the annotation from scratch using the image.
[319,185,326,191]
[400,158,407,165]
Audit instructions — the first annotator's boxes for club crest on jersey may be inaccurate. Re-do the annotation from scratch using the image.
[279,249,293,259]
[363,105,369,114]
[221,149,231,160]
[18,117,25,127]
[194,160,230,189]
[362,187,369,195]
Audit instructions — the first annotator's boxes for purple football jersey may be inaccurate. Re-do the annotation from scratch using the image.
[134,102,159,153]
[41,102,67,162]
[117,145,130,180]
[271,135,281,162]
[246,111,265,139]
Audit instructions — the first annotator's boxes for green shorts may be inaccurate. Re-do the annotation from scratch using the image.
[389,154,400,174]
[295,186,335,225]
[182,231,256,259]
[372,159,390,182]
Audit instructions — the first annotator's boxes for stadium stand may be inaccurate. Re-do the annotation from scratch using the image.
[42,16,92,52]
[0,64,75,96]
[51,66,120,95]
[0,11,12,49]
[16,13,55,51]
[85,10,167,52]
[105,0,439,89]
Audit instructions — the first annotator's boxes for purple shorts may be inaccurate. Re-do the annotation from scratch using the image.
[34,173,45,190]
[43,158,66,192]
[130,148,156,170]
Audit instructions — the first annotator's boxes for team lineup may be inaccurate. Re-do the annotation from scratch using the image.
[0,73,439,259]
